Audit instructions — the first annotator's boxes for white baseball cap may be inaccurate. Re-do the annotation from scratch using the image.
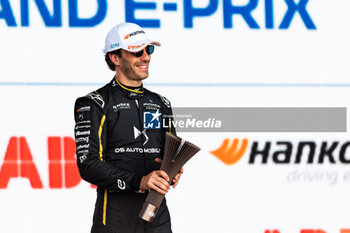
[103,22,161,53]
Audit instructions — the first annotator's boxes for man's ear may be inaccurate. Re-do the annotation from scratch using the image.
[109,53,120,66]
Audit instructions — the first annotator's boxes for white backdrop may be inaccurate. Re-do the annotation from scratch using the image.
[1,1,350,233]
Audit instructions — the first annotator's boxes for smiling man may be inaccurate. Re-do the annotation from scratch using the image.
[74,23,181,233]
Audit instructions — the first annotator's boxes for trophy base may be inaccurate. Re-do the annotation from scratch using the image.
[139,202,158,222]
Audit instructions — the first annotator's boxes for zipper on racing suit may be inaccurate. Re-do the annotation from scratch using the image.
[135,99,147,189]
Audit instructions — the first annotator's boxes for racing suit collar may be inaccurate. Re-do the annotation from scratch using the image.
[112,76,144,99]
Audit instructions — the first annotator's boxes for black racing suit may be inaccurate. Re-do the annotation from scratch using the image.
[74,77,176,233]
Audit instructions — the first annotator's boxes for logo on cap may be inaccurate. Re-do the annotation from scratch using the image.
[110,43,119,49]
[124,30,146,40]
[124,30,145,40]
[128,43,145,50]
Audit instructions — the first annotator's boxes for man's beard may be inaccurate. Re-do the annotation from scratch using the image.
[121,61,149,81]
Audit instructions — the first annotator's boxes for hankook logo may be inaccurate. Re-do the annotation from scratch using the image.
[210,139,350,165]
[210,138,248,165]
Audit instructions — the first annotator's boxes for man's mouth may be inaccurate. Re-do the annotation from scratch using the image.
[136,64,148,71]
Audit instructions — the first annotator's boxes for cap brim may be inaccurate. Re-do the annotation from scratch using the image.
[103,48,122,53]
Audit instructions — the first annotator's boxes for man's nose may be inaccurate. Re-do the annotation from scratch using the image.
[140,48,151,61]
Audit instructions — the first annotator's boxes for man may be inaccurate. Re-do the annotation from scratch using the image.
[74,22,181,233]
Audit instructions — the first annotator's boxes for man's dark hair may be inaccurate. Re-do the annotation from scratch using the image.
[105,49,122,71]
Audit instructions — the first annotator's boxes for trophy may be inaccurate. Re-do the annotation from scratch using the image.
[139,132,201,222]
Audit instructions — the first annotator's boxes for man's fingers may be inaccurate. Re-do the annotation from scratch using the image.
[172,169,183,188]
[141,170,173,194]
[155,158,162,163]
[156,176,170,188]
[158,170,170,182]
[150,183,167,195]
[175,172,181,179]
[156,182,170,193]
[147,171,170,194]
[151,178,169,194]
[172,176,179,188]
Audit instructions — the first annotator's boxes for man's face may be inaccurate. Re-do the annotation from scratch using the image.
[117,47,151,82]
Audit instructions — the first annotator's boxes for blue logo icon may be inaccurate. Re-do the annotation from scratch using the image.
[110,43,119,49]
[143,110,161,129]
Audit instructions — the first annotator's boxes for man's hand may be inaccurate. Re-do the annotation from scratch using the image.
[155,158,184,189]
[140,170,170,195]
[172,167,184,188]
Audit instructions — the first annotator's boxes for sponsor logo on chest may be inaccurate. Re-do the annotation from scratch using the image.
[113,103,131,112]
